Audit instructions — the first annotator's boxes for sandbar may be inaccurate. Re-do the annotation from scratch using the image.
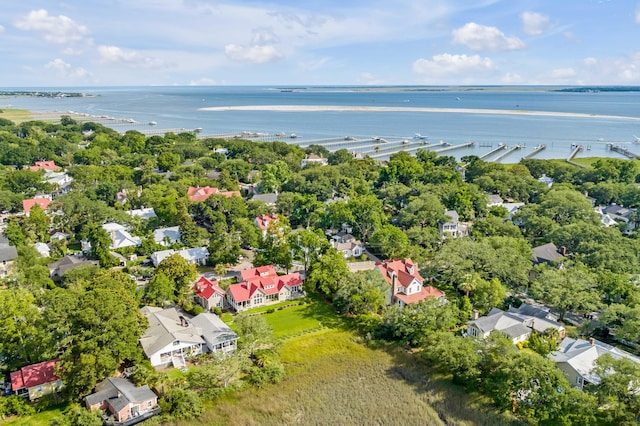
[199,105,640,121]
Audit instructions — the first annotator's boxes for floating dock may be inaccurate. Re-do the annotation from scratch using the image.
[480,143,506,160]
[521,144,546,160]
[493,145,522,162]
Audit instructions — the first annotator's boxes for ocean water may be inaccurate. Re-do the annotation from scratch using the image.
[2,86,640,163]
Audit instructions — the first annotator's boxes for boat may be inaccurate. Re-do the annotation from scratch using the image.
[414,133,429,141]
[149,121,157,126]
[194,128,203,133]
[290,133,298,138]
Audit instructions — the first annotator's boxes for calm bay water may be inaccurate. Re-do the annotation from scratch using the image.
[2,86,640,163]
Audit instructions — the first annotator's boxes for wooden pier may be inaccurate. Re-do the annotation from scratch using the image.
[479,143,506,160]
[521,144,546,160]
[493,145,522,162]
[432,141,475,154]
[609,144,640,159]
[567,145,583,161]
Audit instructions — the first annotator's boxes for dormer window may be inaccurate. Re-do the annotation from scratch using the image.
[406,264,414,275]
[388,269,396,278]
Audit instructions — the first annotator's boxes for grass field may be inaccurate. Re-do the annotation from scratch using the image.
[2,403,68,425]
[0,109,33,123]
[164,299,517,426]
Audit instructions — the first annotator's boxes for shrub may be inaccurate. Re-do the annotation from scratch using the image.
[213,307,223,315]
[0,395,35,419]
[159,387,204,420]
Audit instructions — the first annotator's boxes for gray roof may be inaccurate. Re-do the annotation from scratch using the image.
[48,255,99,275]
[0,245,17,262]
[551,337,640,385]
[86,378,157,413]
[488,194,503,205]
[139,307,205,358]
[251,193,278,205]
[469,308,564,338]
[153,226,181,245]
[532,242,563,263]
[508,303,558,321]
[444,210,459,224]
[190,313,238,349]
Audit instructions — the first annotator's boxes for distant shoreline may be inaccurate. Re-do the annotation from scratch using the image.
[200,105,640,121]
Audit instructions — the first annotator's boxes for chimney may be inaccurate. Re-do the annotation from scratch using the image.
[588,337,595,346]
[559,246,567,256]
[472,309,479,320]
[179,315,188,327]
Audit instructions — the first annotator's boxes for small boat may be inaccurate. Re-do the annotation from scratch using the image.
[194,128,203,133]
[414,133,428,140]
[149,121,157,125]
[290,133,298,138]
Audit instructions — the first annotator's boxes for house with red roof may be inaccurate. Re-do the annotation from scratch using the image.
[194,276,226,311]
[376,258,446,308]
[28,161,61,172]
[22,197,52,215]
[187,186,241,202]
[10,359,63,400]
[254,214,280,237]
[226,265,304,311]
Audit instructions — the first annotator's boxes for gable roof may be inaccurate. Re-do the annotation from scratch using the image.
[23,197,52,213]
[152,226,181,245]
[187,186,241,202]
[239,265,277,281]
[532,242,564,263]
[376,258,424,287]
[194,276,224,300]
[469,308,564,338]
[227,272,303,303]
[255,214,279,231]
[139,307,206,357]
[29,161,61,172]
[85,377,157,413]
[0,244,18,262]
[10,360,60,390]
[551,337,640,385]
[48,255,98,275]
[126,207,157,220]
[102,223,141,249]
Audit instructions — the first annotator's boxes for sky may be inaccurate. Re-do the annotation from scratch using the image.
[1,0,640,86]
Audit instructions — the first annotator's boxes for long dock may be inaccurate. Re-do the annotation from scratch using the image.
[480,143,506,160]
[567,145,583,161]
[521,144,546,160]
[493,145,522,162]
[609,144,640,159]
[360,141,424,156]
[432,141,475,154]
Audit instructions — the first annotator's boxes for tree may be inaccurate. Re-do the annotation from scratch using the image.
[178,213,201,247]
[530,262,601,321]
[156,151,181,172]
[369,224,409,259]
[421,332,482,388]
[305,248,350,298]
[289,228,329,274]
[142,272,175,306]
[347,194,386,242]
[592,354,640,424]
[471,277,507,314]
[84,223,117,267]
[397,193,445,229]
[159,388,204,420]
[333,270,389,315]
[156,253,197,302]
[234,314,273,356]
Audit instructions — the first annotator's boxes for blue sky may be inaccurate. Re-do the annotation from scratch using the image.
[1,0,639,86]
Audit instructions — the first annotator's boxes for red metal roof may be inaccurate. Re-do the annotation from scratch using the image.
[10,360,60,390]
[239,265,277,281]
[23,197,52,213]
[227,272,303,303]
[29,161,61,172]
[254,214,279,231]
[194,276,224,300]
[187,186,240,202]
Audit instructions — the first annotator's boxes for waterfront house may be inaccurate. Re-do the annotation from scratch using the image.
[376,258,446,307]
[10,360,63,400]
[300,154,328,168]
[467,307,565,344]
[194,276,225,310]
[85,377,160,424]
[226,265,304,311]
[550,337,640,389]
[139,306,237,368]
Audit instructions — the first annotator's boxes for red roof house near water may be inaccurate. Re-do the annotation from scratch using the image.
[376,258,446,307]
[10,359,63,400]
[187,186,241,202]
[227,266,304,311]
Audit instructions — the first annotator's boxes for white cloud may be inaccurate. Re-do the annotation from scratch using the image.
[413,53,497,81]
[521,12,550,35]
[62,47,83,55]
[45,58,91,79]
[583,57,598,66]
[225,43,283,64]
[501,72,524,84]
[15,9,88,44]
[452,22,525,51]
[356,72,385,85]
[550,68,576,79]
[97,45,166,68]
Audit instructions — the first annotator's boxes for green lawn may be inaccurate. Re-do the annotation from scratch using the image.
[3,403,68,425]
[0,109,33,123]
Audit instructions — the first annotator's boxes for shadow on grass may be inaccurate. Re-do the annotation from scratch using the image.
[381,344,522,426]
[297,292,355,332]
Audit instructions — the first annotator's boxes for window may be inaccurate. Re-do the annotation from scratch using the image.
[148,401,153,408]
[576,377,583,385]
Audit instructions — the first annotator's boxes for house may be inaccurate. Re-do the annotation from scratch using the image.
[194,276,225,311]
[44,171,73,196]
[376,258,446,308]
[49,231,70,242]
[488,194,504,207]
[34,242,51,258]
[139,306,237,368]
[10,360,63,400]
[48,255,99,280]
[102,223,142,249]
[330,232,365,259]
[23,197,52,214]
[551,337,640,389]
[251,192,278,206]
[300,154,328,168]
[508,302,559,322]
[85,377,160,424]
[255,213,280,236]
[150,247,209,267]
[602,204,637,234]
[538,174,554,188]
[532,242,566,265]
[187,186,241,202]
[126,208,157,221]
[152,226,181,246]
[226,266,304,311]
[0,238,18,277]
[439,210,467,238]
[502,202,525,221]
[28,160,61,172]
[467,307,565,345]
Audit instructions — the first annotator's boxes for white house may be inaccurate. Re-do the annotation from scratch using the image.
[153,226,181,246]
[102,223,142,249]
[300,154,328,168]
[551,337,640,389]
[439,210,468,238]
[376,258,446,308]
[126,207,158,221]
[34,242,50,258]
[139,306,237,368]
[150,247,209,267]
